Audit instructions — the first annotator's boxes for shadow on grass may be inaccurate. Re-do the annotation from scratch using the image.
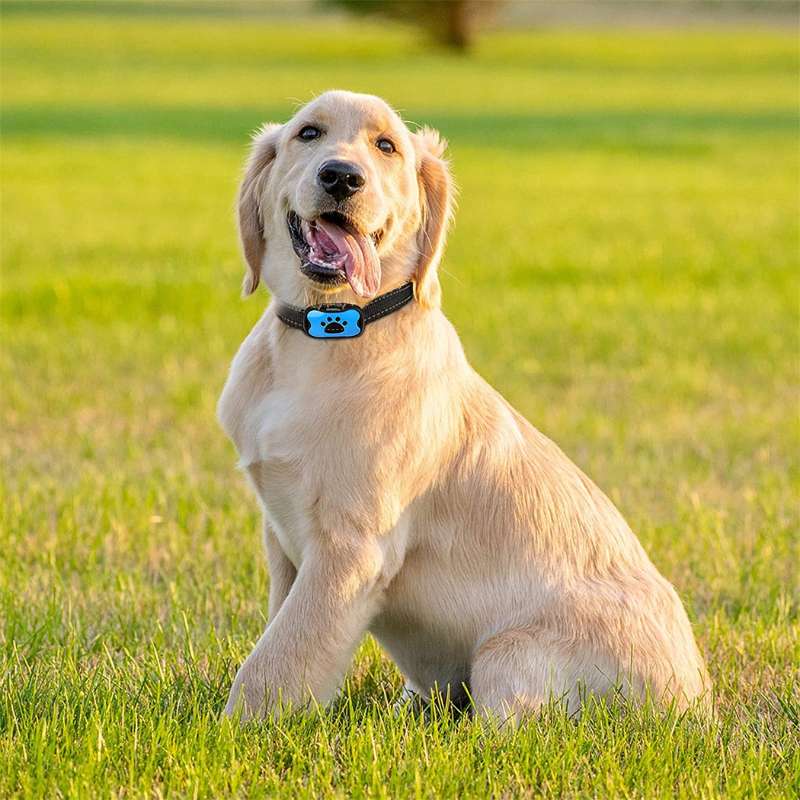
[3,105,796,152]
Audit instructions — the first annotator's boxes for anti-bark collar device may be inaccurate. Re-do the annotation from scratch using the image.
[275,282,414,339]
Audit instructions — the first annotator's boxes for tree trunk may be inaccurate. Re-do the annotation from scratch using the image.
[442,0,472,51]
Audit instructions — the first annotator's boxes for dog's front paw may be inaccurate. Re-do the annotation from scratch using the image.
[224,656,302,722]
[224,666,261,722]
[224,658,279,722]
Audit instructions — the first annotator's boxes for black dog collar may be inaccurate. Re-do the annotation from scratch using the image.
[275,282,414,339]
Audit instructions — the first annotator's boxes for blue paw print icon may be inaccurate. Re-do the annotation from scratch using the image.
[305,306,363,339]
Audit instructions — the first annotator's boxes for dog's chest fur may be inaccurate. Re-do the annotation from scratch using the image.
[219,320,351,564]
[218,310,431,560]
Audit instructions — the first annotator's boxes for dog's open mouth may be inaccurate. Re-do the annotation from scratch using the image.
[288,211,382,298]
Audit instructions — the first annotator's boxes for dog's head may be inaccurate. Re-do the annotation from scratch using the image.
[237,90,453,307]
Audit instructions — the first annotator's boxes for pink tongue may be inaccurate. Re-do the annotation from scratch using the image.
[314,218,380,299]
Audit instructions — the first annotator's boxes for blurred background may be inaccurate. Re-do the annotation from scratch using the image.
[1,1,798,795]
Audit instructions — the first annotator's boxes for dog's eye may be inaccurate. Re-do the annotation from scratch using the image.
[298,125,322,142]
[376,138,395,155]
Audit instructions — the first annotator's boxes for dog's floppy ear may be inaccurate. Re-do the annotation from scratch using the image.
[238,122,282,296]
[413,127,454,308]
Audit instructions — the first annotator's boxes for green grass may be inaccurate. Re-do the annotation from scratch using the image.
[1,6,799,798]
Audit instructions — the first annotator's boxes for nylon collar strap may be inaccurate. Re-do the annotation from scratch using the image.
[275,282,414,340]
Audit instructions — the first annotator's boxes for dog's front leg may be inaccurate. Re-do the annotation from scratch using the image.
[225,536,384,720]
[263,522,296,623]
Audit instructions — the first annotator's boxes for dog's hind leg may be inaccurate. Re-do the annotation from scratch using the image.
[470,625,600,725]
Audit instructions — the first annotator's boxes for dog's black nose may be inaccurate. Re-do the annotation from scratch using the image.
[317,160,365,201]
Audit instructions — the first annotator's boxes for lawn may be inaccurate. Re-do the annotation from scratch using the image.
[1,5,798,798]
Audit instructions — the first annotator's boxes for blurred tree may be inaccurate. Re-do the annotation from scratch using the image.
[321,0,504,51]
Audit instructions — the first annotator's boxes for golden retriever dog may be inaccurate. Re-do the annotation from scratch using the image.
[218,90,710,722]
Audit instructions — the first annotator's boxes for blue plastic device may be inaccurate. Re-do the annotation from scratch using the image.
[304,305,364,339]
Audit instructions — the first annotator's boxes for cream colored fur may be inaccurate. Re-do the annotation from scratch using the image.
[218,90,711,723]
